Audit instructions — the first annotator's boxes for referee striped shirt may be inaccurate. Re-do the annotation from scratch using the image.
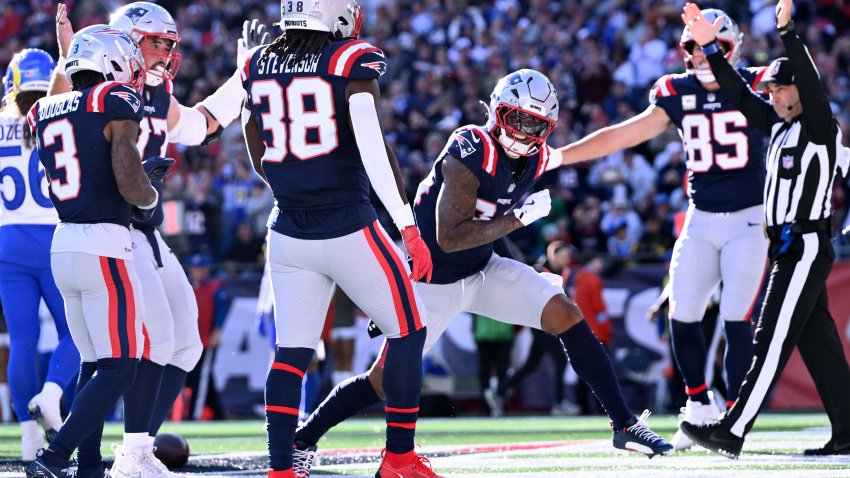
[763,119,843,227]
[706,28,844,228]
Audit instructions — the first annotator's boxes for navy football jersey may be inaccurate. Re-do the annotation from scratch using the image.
[28,81,144,226]
[132,79,172,228]
[650,68,769,212]
[413,125,552,284]
[241,39,388,239]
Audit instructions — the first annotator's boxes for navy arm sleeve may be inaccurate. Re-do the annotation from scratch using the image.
[780,30,836,144]
[706,51,778,134]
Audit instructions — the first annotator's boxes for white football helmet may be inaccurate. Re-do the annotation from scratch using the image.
[485,69,558,157]
[110,2,180,87]
[680,8,743,84]
[64,25,146,93]
[278,0,363,39]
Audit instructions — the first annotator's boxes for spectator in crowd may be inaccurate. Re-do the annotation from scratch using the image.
[222,222,265,276]
[473,314,515,417]
[186,254,230,421]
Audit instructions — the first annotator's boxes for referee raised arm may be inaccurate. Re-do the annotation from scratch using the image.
[679,0,850,458]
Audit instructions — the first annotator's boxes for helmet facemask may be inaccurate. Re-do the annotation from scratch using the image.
[136,32,181,87]
[493,104,555,157]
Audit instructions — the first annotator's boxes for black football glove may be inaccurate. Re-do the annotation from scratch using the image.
[131,205,155,222]
[142,156,175,182]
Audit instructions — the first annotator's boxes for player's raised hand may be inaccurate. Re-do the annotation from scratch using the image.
[401,225,433,283]
[776,0,793,29]
[55,3,75,59]
[512,189,552,226]
[238,19,271,65]
[681,3,723,47]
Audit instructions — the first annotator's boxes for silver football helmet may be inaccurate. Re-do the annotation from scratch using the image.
[680,8,743,84]
[64,25,146,93]
[279,0,363,39]
[110,2,180,87]
[485,69,558,157]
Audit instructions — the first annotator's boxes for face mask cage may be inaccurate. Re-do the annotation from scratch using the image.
[137,32,182,81]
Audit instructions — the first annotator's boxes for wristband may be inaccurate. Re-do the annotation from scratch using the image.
[139,189,159,210]
[388,204,415,229]
[778,20,795,36]
[701,41,723,56]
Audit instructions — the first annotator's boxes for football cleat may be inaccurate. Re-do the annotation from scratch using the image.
[109,444,172,478]
[550,399,580,417]
[72,460,110,478]
[375,449,444,478]
[292,441,319,477]
[25,450,74,478]
[612,410,674,458]
[28,393,63,442]
[804,437,850,456]
[671,393,721,451]
[679,420,743,458]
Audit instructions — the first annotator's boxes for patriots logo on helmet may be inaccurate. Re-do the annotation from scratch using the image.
[361,61,387,76]
[123,6,150,25]
[111,91,141,113]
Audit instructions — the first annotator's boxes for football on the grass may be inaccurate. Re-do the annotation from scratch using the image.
[153,433,190,468]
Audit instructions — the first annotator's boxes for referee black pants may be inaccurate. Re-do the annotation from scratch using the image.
[724,230,850,440]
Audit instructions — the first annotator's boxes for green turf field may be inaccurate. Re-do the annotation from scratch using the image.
[0,414,847,476]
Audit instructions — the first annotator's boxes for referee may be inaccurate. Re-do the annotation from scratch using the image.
[679,0,850,458]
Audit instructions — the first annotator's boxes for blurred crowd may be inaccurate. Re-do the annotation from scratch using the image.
[3,0,850,274]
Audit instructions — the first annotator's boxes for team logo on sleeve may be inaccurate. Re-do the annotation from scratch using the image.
[111,90,141,113]
[682,95,697,111]
[361,60,387,76]
[456,134,477,158]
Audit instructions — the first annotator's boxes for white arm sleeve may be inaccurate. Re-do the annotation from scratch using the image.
[198,70,246,128]
[349,92,414,229]
[168,104,208,145]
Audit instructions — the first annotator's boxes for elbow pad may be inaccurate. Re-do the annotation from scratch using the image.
[169,104,208,146]
[198,71,246,128]
[349,92,412,229]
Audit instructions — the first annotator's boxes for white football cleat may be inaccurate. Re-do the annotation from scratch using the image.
[550,399,580,416]
[110,444,172,478]
[671,393,722,451]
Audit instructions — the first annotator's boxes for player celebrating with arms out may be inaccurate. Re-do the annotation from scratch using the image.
[555,8,769,450]
[240,1,440,477]
[290,68,672,476]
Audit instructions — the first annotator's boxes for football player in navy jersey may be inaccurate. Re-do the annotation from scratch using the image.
[25,25,169,478]
[240,1,439,477]
[289,68,673,476]
[557,8,768,450]
[0,48,81,462]
[50,2,259,463]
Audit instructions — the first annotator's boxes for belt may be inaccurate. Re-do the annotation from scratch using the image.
[134,225,164,268]
[764,218,832,242]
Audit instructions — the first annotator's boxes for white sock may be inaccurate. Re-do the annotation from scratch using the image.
[123,432,150,452]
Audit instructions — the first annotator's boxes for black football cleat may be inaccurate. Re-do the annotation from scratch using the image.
[679,420,744,458]
[612,410,674,458]
[804,437,850,456]
[26,451,74,478]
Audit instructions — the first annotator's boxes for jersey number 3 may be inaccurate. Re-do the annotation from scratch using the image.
[41,119,81,201]
[251,77,338,162]
[681,111,749,172]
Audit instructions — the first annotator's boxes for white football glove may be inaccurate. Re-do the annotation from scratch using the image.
[512,189,552,226]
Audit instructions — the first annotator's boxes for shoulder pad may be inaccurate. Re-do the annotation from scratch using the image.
[648,74,679,105]
[447,125,498,177]
[27,102,39,134]
[95,83,143,122]
[327,40,386,79]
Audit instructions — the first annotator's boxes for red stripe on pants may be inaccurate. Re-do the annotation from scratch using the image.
[99,257,121,358]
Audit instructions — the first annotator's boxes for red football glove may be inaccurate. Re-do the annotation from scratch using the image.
[400,225,433,283]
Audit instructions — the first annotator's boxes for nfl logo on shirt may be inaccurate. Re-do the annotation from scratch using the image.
[782,154,794,169]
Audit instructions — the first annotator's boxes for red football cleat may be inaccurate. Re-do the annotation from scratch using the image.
[268,468,295,478]
[376,449,444,478]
